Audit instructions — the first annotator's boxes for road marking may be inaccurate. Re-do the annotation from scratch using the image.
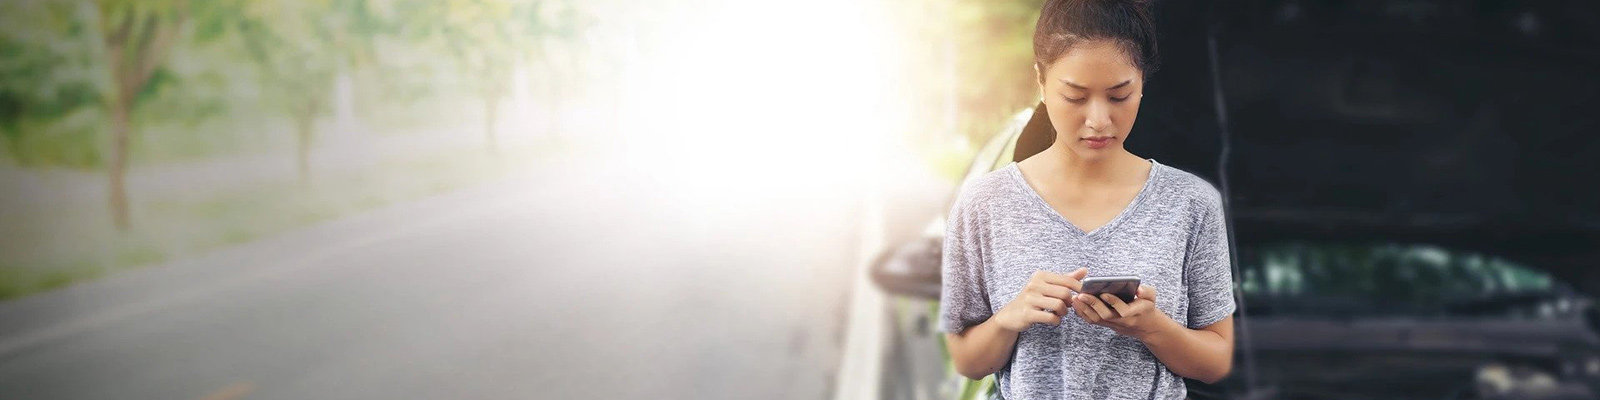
[194,381,255,400]
[0,184,532,357]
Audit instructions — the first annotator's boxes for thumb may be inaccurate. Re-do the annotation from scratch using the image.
[1137,284,1157,300]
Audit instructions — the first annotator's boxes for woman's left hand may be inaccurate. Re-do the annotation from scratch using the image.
[1072,285,1169,339]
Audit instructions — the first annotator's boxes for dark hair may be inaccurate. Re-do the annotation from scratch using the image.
[1033,0,1159,78]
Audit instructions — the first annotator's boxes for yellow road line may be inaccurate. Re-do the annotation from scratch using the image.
[194,381,255,400]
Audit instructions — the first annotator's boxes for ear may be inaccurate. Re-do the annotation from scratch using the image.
[1033,63,1045,98]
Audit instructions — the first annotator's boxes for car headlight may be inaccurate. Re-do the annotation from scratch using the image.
[1476,363,1559,397]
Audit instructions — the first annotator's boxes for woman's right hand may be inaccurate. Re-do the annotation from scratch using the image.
[994,267,1087,333]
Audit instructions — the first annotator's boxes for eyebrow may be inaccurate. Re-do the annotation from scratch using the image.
[1060,79,1133,91]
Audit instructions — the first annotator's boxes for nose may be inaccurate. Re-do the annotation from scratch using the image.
[1083,101,1112,132]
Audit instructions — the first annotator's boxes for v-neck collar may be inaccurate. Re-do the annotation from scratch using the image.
[1006,159,1164,238]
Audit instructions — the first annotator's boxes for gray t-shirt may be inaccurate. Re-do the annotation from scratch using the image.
[938,160,1236,400]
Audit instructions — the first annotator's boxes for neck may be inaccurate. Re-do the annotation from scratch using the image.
[1042,141,1133,185]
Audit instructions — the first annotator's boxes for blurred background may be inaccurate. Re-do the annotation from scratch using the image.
[0,0,1597,399]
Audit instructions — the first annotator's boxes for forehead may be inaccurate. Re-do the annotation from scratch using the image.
[1042,40,1141,86]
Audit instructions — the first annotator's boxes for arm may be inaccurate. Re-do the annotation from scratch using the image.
[1135,314,1234,383]
[945,269,1087,380]
[944,317,1021,380]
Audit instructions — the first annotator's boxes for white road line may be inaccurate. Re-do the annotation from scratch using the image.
[0,186,528,358]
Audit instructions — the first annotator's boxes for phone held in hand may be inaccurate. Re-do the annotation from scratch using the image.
[1079,276,1140,303]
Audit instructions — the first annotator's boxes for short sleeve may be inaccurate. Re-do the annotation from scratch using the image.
[937,191,993,334]
[1185,186,1237,329]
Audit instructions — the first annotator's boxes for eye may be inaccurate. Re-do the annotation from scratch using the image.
[1061,95,1087,104]
[1110,95,1131,103]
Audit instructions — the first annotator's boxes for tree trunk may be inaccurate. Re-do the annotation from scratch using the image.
[99,3,188,232]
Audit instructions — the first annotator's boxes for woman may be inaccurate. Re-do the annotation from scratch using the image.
[938,0,1237,399]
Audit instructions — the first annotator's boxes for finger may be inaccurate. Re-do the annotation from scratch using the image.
[1137,285,1157,301]
[1035,269,1086,292]
[1034,284,1073,301]
[1080,293,1118,320]
[1073,295,1104,322]
[1100,293,1135,317]
[1072,301,1098,323]
[1067,267,1089,280]
[1065,267,1088,291]
[1030,309,1063,326]
[1029,295,1070,316]
[1025,272,1062,294]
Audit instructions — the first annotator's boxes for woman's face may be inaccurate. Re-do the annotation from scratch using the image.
[1036,40,1144,162]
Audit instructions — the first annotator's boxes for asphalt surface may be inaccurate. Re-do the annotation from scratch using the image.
[0,147,952,400]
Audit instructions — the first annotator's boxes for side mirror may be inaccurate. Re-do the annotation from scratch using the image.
[870,236,943,300]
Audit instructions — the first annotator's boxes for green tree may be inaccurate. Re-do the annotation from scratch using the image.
[396,0,577,154]
[516,0,586,137]
[894,0,1043,144]
[97,0,191,230]
[0,1,105,167]
[441,0,520,154]
[231,0,346,184]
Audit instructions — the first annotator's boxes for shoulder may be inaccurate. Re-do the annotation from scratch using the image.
[1151,161,1224,213]
[949,163,1024,220]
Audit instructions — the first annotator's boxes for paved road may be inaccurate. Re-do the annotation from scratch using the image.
[0,145,952,400]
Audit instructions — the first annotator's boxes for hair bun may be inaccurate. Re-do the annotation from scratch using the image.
[1033,0,1161,75]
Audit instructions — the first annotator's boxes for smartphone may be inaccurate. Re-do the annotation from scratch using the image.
[1079,276,1140,304]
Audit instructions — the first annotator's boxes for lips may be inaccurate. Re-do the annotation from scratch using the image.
[1082,136,1114,150]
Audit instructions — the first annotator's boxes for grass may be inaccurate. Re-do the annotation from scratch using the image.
[0,141,563,301]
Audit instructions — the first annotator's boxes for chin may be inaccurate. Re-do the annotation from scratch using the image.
[1070,144,1119,160]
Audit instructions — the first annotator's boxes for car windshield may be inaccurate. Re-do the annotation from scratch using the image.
[1237,241,1566,318]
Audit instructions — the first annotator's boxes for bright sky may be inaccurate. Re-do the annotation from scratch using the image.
[609,0,908,201]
